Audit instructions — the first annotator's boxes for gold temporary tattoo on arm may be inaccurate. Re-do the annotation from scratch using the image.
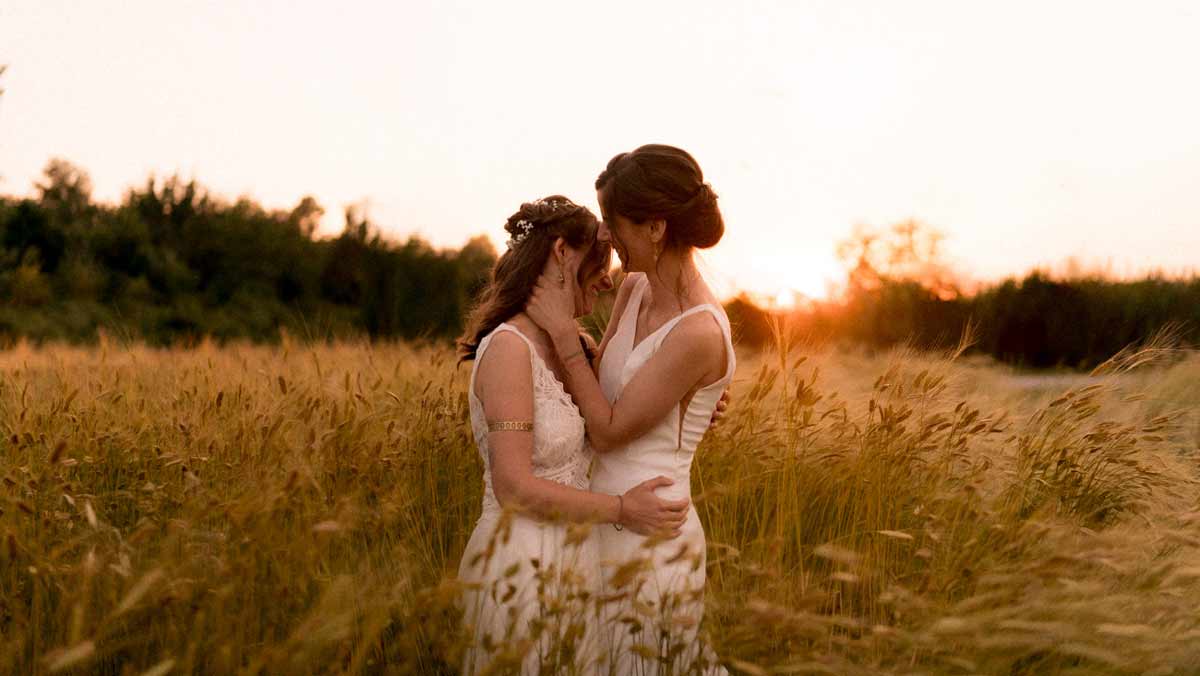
[487,420,534,432]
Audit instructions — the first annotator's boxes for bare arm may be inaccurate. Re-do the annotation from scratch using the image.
[567,316,723,452]
[475,332,689,532]
[599,275,730,429]
[526,272,726,452]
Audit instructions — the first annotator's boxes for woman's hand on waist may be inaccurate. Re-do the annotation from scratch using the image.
[618,475,689,538]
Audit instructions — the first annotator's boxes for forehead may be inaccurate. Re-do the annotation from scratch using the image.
[581,240,612,273]
[596,184,614,216]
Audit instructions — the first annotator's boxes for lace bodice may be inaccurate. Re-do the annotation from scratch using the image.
[468,323,589,517]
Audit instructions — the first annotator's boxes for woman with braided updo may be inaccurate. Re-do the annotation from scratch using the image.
[525,146,735,674]
[455,195,690,674]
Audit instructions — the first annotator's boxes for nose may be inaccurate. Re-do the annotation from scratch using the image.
[598,272,614,292]
[598,221,611,243]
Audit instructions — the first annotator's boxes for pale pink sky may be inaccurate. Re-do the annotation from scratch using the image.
[2,0,1198,302]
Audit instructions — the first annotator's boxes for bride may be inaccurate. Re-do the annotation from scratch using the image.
[526,145,735,674]
[455,195,692,675]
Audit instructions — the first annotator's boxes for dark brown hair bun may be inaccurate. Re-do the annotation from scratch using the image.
[595,144,724,250]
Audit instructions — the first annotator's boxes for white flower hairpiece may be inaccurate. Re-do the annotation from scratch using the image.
[505,198,569,249]
[506,219,535,249]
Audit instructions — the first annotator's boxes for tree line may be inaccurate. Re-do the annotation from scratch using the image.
[729,221,1200,369]
[1,160,1196,368]
[0,160,495,346]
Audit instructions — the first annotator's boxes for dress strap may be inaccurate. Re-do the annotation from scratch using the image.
[471,323,541,399]
[618,274,649,340]
[653,304,736,383]
[486,323,540,368]
[650,303,718,349]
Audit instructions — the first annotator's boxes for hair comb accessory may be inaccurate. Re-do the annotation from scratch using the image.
[505,197,574,249]
[505,219,535,249]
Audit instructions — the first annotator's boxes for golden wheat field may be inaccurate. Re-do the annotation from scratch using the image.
[2,331,1199,675]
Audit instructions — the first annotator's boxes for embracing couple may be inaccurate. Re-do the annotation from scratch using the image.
[456,144,734,675]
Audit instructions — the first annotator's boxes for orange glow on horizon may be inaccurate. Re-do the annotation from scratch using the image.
[2,1,1199,301]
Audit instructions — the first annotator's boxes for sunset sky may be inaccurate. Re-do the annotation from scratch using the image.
[2,0,1198,303]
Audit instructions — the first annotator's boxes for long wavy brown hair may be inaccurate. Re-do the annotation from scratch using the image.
[458,196,605,362]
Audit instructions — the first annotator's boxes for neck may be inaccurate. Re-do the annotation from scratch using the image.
[510,312,550,342]
[645,248,698,311]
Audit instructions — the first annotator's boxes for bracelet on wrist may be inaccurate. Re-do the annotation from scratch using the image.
[614,494,624,531]
[559,346,586,365]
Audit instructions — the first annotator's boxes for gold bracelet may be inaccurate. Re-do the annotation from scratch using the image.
[560,347,586,365]
[487,420,534,432]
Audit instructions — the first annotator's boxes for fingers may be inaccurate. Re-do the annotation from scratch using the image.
[666,497,690,512]
[640,475,674,492]
[565,250,584,276]
[635,510,688,537]
[648,516,686,536]
[530,273,575,301]
[659,522,685,539]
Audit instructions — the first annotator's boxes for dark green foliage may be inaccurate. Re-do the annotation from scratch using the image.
[4,200,65,271]
[3,158,1195,368]
[729,273,1200,369]
[974,273,1200,368]
[0,160,497,347]
[723,221,1199,369]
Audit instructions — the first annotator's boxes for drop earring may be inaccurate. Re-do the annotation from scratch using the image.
[558,267,565,288]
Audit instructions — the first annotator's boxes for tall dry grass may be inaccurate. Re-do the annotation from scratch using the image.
[2,330,1199,674]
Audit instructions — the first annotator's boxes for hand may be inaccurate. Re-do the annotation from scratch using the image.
[525,259,581,345]
[708,387,731,429]
[619,476,690,537]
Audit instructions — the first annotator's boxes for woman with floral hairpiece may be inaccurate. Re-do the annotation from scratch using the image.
[525,146,735,674]
[455,195,692,675]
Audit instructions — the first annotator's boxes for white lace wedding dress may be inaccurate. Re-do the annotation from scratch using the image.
[457,322,601,675]
[589,273,735,675]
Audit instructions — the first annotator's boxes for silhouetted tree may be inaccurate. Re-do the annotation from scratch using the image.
[0,157,1194,364]
[37,159,95,229]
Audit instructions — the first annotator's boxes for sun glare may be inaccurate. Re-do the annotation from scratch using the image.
[773,289,799,308]
[715,249,840,307]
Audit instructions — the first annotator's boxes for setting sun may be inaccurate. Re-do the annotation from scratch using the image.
[705,246,843,306]
[4,3,1200,674]
[3,0,1198,302]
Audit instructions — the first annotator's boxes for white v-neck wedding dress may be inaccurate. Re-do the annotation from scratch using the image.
[589,273,735,675]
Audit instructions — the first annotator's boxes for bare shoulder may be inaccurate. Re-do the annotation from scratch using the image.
[662,310,726,363]
[475,331,532,390]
